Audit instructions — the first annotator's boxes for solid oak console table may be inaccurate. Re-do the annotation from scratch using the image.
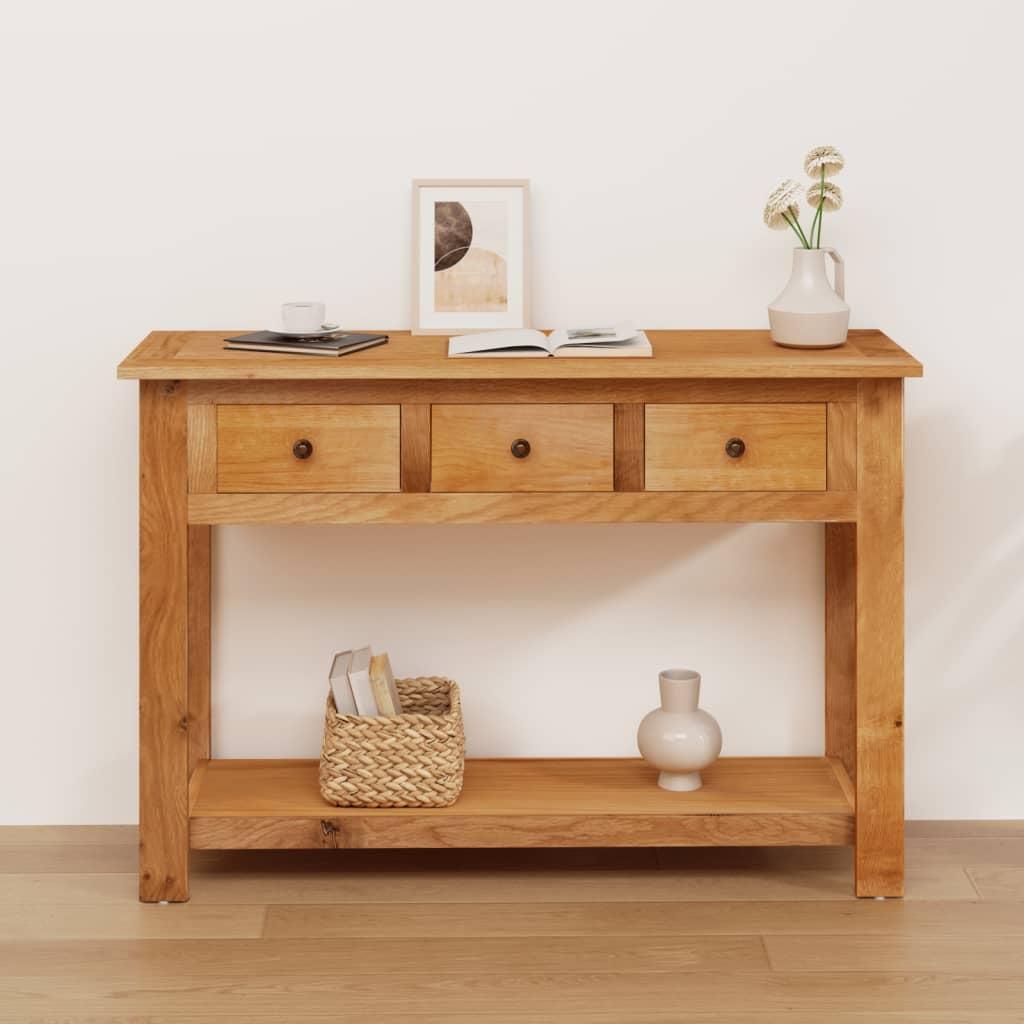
[118,329,922,902]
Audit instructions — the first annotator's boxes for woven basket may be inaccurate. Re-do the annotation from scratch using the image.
[319,676,465,807]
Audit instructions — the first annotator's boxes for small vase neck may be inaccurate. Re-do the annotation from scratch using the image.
[658,669,701,712]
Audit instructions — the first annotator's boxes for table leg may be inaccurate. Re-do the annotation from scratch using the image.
[825,522,856,783]
[188,525,212,775]
[139,381,190,902]
[854,379,905,897]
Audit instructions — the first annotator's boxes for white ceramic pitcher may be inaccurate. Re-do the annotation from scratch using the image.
[768,247,849,348]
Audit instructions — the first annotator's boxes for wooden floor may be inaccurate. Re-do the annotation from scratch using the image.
[1,825,1023,1022]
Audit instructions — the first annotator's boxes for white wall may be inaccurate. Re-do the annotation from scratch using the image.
[2,0,1022,823]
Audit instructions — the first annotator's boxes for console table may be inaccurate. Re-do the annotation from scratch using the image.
[118,329,922,902]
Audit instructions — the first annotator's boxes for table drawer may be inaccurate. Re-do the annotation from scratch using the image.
[645,403,827,491]
[431,404,614,492]
[217,405,400,492]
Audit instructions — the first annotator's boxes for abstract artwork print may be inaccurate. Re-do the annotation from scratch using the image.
[434,201,508,313]
[413,180,528,333]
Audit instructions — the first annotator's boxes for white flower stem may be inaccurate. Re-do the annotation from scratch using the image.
[783,211,810,248]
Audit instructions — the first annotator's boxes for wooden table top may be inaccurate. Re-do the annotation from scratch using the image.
[117,329,923,381]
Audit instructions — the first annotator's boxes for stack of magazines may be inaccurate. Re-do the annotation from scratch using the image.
[224,330,389,357]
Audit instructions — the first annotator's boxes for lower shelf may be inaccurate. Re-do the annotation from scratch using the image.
[189,756,854,850]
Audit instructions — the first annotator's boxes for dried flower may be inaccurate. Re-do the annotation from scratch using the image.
[804,145,845,178]
[763,179,803,230]
[806,180,844,211]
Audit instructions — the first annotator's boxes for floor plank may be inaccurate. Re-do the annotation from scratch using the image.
[0,825,136,846]
[967,865,1024,901]
[0,935,769,977]
[2,1015,1022,1024]
[766,933,1024,972]
[654,845,978,900]
[0,851,980,906]
[1,828,1024,1021]
[907,837,1024,866]
[0,903,266,941]
[0,873,137,905]
[3,970,1024,1016]
[264,898,1024,938]
[0,843,137,873]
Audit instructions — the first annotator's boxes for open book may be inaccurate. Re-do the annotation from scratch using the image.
[448,323,652,358]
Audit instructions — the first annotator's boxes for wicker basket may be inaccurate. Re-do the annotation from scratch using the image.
[319,676,465,807]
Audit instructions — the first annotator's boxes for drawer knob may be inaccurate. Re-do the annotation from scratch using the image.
[510,438,531,459]
[725,437,746,459]
[292,438,314,460]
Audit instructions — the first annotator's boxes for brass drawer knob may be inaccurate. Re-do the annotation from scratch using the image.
[725,437,746,459]
[292,438,314,460]
[510,438,531,459]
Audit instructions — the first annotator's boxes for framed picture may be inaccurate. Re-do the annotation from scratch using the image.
[412,179,529,334]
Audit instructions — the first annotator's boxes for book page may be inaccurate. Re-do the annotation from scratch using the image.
[548,323,638,351]
[554,331,653,357]
[448,328,550,356]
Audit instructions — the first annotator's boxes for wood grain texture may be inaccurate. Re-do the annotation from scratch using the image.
[121,338,923,903]
[5,968,1024,1018]
[190,756,855,816]
[965,864,1024,901]
[0,850,980,908]
[0,825,137,846]
[188,759,208,817]
[826,401,857,490]
[431,404,614,492]
[613,404,644,491]
[185,401,217,493]
[187,525,211,775]
[907,820,1024,837]
[825,522,857,782]
[265,894,1024,940]
[855,378,905,897]
[188,490,858,526]
[188,757,854,850]
[36,1015,1010,1024]
[0,843,137,874]
[827,755,856,809]
[400,403,431,492]
[645,404,827,491]
[189,378,860,406]
[138,381,190,902]
[118,329,924,380]
[191,812,855,852]
[5,825,1019,994]
[216,404,400,493]
[0,935,768,979]
[765,932,1024,973]
[0,903,266,940]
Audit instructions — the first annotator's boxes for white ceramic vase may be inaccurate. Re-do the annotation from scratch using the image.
[636,669,722,791]
[768,247,849,348]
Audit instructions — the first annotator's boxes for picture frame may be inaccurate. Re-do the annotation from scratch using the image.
[412,178,530,334]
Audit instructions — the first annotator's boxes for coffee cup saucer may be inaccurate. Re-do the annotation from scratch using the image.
[267,322,342,338]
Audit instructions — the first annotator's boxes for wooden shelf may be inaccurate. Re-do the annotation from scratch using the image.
[189,756,854,851]
[118,329,923,381]
[188,491,858,526]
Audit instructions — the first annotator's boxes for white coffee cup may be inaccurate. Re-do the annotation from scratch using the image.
[281,301,327,333]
